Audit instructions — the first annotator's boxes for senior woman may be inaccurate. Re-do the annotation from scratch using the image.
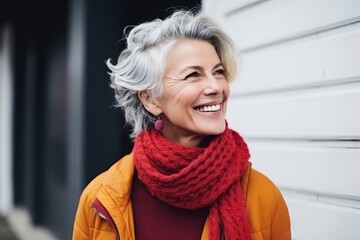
[73,10,291,240]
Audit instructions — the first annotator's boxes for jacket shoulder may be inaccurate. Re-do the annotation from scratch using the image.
[248,168,283,200]
[72,154,134,239]
[78,152,134,205]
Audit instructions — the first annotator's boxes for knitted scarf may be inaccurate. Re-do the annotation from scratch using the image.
[133,126,252,240]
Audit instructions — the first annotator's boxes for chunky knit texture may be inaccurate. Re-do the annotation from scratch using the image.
[134,126,252,240]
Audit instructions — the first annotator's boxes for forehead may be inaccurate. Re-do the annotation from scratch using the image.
[164,39,221,72]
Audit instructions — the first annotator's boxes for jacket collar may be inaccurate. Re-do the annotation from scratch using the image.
[96,152,135,212]
[241,162,252,201]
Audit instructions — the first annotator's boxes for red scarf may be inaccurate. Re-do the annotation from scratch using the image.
[134,126,252,240]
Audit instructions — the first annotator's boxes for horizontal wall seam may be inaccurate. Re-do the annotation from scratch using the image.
[230,76,360,98]
[245,137,360,148]
[280,187,360,210]
[241,17,360,53]
[224,0,267,17]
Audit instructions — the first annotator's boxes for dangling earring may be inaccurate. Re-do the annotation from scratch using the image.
[154,117,164,131]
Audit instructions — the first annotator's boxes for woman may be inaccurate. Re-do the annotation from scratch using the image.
[73,10,291,240]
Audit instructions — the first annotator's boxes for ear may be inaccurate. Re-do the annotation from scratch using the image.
[138,90,162,116]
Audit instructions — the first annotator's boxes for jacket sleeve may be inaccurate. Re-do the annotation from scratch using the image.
[72,171,107,240]
[72,189,91,240]
[270,189,291,240]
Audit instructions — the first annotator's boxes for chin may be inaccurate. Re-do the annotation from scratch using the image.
[203,123,226,136]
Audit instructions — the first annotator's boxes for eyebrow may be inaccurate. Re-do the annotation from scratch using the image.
[179,62,224,75]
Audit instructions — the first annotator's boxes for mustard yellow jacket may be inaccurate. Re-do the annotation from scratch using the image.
[73,153,291,240]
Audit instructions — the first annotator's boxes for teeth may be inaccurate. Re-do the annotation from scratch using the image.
[196,104,221,112]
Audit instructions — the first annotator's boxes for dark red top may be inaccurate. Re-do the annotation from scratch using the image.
[131,173,210,240]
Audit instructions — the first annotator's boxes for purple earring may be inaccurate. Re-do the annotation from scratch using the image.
[154,118,164,131]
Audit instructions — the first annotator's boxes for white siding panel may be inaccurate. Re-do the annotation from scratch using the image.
[231,24,360,94]
[221,0,265,13]
[203,0,360,238]
[248,143,360,198]
[286,198,360,240]
[221,0,360,50]
[227,84,360,138]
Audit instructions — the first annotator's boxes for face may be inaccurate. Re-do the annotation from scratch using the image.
[153,39,230,147]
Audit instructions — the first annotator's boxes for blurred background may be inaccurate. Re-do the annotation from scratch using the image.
[0,0,200,239]
[1,0,360,240]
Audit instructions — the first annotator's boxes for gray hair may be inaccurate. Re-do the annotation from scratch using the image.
[107,10,239,139]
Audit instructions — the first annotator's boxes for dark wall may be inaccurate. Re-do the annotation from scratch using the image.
[2,0,71,236]
[1,0,200,239]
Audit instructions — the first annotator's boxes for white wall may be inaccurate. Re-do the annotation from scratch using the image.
[203,0,360,239]
[0,25,14,215]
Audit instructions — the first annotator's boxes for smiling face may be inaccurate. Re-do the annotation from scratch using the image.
[141,38,230,147]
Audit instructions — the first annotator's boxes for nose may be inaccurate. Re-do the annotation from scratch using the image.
[203,75,224,95]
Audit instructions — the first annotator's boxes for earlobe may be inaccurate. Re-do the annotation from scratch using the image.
[138,90,162,116]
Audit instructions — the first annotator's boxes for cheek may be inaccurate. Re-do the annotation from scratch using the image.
[172,84,200,104]
[162,92,192,115]
[222,81,231,97]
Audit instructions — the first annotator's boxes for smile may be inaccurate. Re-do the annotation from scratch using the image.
[194,104,221,112]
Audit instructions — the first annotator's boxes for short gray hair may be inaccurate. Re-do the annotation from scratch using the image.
[107,10,239,139]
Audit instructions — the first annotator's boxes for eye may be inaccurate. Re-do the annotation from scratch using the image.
[184,71,201,80]
[214,68,225,77]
